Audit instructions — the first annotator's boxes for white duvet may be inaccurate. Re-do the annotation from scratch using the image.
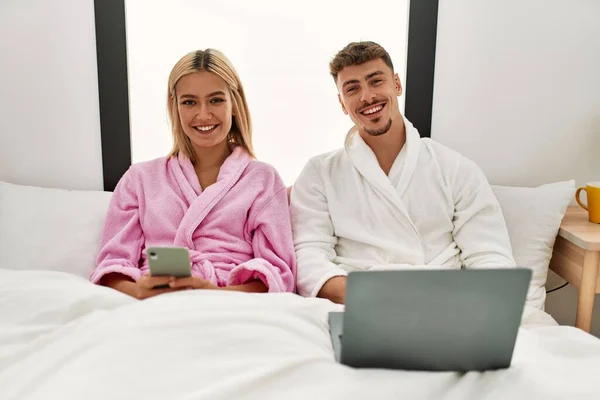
[2,269,600,400]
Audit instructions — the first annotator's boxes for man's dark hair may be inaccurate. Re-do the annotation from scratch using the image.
[329,41,394,83]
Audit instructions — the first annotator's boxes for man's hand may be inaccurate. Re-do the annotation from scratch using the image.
[317,276,347,304]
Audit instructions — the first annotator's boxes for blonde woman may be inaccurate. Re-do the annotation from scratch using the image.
[91,49,296,299]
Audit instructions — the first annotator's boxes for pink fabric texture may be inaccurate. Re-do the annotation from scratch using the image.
[90,146,296,293]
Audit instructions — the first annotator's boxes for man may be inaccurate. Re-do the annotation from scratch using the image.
[290,41,516,304]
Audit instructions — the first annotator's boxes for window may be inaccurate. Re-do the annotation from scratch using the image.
[125,0,410,185]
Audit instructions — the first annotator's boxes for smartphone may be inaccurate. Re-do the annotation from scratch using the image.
[147,246,192,278]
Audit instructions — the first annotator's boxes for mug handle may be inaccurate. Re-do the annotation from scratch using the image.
[576,187,588,211]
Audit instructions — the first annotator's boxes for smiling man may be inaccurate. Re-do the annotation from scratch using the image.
[290,41,517,304]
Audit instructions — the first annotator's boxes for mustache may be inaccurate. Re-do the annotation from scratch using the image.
[357,99,386,113]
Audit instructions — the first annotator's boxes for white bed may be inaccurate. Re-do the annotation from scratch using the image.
[2,269,600,400]
[2,179,600,399]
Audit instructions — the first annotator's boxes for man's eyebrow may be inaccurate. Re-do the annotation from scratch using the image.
[341,71,386,89]
[365,71,385,80]
[342,79,360,89]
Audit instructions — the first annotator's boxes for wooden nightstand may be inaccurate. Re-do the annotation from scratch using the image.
[549,205,600,333]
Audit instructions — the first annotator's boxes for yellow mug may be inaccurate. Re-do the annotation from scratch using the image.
[576,182,600,224]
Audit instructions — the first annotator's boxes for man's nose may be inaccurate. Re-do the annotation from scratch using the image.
[360,88,376,104]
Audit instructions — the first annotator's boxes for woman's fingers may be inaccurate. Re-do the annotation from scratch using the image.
[144,286,183,298]
[139,275,174,289]
[170,277,218,290]
[169,277,194,288]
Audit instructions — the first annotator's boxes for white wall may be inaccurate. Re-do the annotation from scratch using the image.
[0,0,103,191]
[432,0,600,335]
[125,0,409,186]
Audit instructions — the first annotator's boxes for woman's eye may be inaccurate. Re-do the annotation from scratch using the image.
[181,100,195,105]
[210,98,224,104]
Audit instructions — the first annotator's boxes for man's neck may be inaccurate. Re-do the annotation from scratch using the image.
[359,116,406,176]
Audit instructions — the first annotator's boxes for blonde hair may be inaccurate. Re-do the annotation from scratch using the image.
[167,49,255,161]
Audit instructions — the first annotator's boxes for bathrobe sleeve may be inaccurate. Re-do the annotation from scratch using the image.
[227,186,297,293]
[290,159,348,297]
[90,168,145,284]
[451,157,516,269]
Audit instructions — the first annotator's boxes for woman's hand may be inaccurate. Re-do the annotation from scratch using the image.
[134,274,184,299]
[168,277,268,292]
[100,272,183,300]
[169,276,219,290]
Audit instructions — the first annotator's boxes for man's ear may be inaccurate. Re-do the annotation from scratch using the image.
[394,73,403,96]
[338,94,349,115]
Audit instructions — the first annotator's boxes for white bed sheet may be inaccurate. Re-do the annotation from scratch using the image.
[1,269,600,400]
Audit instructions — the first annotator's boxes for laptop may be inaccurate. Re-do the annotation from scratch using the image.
[329,268,531,372]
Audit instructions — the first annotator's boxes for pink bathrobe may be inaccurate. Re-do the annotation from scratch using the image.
[90,146,296,293]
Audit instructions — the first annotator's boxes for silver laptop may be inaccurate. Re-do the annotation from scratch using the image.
[329,268,531,371]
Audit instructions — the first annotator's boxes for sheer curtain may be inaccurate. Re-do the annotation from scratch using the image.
[126,0,409,185]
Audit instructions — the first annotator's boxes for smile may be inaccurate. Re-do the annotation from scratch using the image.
[193,124,218,133]
[360,103,386,117]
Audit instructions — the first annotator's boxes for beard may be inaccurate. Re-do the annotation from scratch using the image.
[364,118,393,136]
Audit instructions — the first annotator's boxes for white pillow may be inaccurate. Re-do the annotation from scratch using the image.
[492,180,575,310]
[0,182,113,279]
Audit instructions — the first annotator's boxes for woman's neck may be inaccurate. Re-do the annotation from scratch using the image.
[192,140,231,190]
[192,140,231,172]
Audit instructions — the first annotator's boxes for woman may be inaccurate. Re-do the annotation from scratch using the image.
[90,49,296,299]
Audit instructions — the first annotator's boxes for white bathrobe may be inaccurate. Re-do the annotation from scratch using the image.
[290,117,517,299]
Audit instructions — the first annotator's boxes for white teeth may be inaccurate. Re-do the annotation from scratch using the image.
[195,125,216,131]
[363,105,383,115]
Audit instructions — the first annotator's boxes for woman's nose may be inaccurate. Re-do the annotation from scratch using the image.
[195,104,212,120]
